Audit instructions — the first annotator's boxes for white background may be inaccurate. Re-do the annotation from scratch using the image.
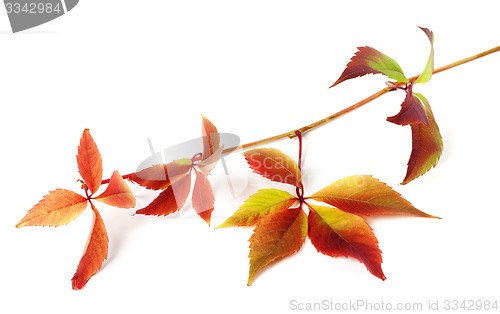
[1,1,499,313]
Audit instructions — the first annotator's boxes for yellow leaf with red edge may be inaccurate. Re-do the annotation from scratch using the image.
[402,93,443,184]
[248,207,307,285]
[135,174,192,216]
[94,171,136,208]
[128,158,192,190]
[307,203,385,280]
[201,115,221,161]
[192,170,214,225]
[308,175,437,218]
[16,189,88,228]
[77,129,103,195]
[244,148,302,188]
[71,202,109,290]
[217,189,297,228]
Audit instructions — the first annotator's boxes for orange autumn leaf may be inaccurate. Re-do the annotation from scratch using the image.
[16,189,88,228]
[128,158,193,190]
[71,202,109,290]
[248,207,307,285]
[309,175,437,218]
[307,204,385,280]
[94,170,136,208]
[244,148,302,188]
[77,129,103,195]
[192,170,214,225]
[402,93,443,185]
[201,115,221,161]
[135,174,192,216]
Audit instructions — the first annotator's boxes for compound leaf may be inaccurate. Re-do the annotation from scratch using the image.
[16,189,88,228]
[331,46,408,87]
[94,171,136,208]
[71,202,109,290]
[135,173,192,216]
[308,175,437,218]
[217,189,297,228]
[307,204,385,280]
[128,158,192,191]
[248,207,307,285]
[192,170,214,225]
[77,129,103,195]
[402,93,443,184]
[244,148,302,188]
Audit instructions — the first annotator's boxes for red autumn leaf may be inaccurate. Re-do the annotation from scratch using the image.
[135,173,192,216]
[217,189,297,228]
[128,158,193,190]
[192,170,215,225]
[94,170,136,208]
[198,145,223,176]
[201,115,221,161]
[307,203,385,280]
[244,148,302,188]
[71,202,109,290]
[402,93,443,184]
[77,129,103,195]
[331,46,408,87]
[308,175,437,218]
[248,207,307,285]
[386,84,429,126]
[16,189,88,228]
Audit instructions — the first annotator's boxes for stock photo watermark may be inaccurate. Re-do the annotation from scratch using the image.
[4,0,79,32]
[289,299,499,311]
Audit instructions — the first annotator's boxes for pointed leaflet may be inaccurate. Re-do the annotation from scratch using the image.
[217,189,297,228]
[244,148,302,188]
[402,93,443,184]
[77,129,103,195]
[128,158,192,190]
[135,173,192,216]
[248,207,307,285]
[415,27,434,84]
[16,189,88,228]
[72,202,109,290]
[201,115,221,162]
[331,46,408,87]
[308,175,437,218]
[386,83,429,126]
[94,171,136,208]
[192,170,214,225]
[307,204,385,280]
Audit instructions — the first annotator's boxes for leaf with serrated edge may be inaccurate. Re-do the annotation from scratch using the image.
[16,189,88,228]
[77,129,103,195]
[387,86,429,126]
[128,158,192,190]
[94,171,136,208]
[402,93,443,184]
[71,202,109,290]
[248,207,307,285]
[415,27,434,84]
[244,148,302,188]
[135,173,192,216]
[308,175,437,218]
[192,170,214,225]
[331,46,408,87]
[307,203,385,280]
[201,115,220,161]
[217,189,297,228]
